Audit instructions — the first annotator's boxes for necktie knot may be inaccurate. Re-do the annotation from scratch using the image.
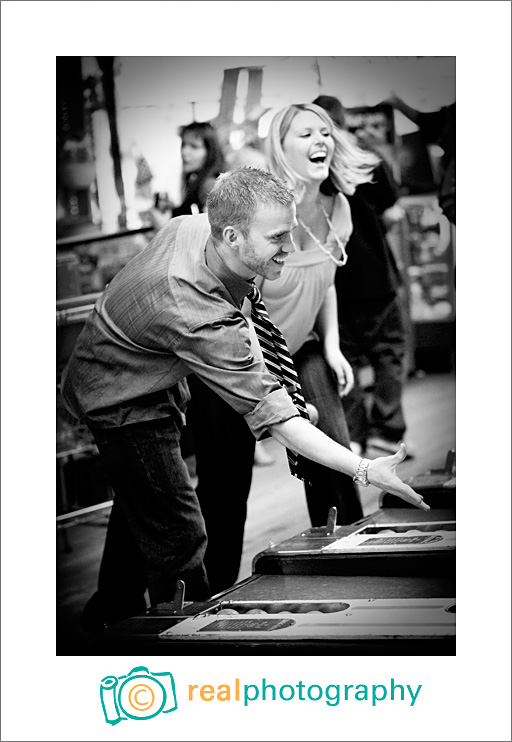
[247,284,261,304]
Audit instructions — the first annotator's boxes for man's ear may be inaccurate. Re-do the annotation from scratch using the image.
[222,225,241,250]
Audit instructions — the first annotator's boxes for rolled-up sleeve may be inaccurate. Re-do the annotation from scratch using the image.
[243,387,299,439]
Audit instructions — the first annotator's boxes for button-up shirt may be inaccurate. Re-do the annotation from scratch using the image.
[61,214,298,438]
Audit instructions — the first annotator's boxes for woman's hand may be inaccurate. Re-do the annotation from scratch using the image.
[324,344,354,397]
[367,444,429,510]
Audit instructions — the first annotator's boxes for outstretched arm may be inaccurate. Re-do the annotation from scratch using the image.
[269,415,428,510]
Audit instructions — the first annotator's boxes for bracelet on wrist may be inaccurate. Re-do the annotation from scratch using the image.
[353,457,370,487]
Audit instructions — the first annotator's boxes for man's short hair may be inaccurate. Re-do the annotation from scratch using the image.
[206,166,295,240]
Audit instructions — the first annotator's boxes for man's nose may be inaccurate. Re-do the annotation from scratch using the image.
[286,234,297,253]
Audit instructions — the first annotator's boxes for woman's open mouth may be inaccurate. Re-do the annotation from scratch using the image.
[309,151,327,165]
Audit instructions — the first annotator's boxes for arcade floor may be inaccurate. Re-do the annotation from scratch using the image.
[56,371,455,655]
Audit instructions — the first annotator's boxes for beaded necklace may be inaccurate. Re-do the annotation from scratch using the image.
[297,206,349,267]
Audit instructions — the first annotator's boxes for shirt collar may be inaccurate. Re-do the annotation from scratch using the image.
[205,236,254,307]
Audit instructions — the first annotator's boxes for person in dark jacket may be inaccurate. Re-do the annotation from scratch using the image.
[314,95,411,458]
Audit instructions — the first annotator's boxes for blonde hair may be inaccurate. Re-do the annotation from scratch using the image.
[266,103,379,201]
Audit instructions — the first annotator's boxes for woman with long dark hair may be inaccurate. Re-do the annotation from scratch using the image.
[172,121,225,216]
[152,121,225,227]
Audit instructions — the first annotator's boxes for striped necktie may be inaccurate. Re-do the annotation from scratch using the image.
[247,284,311,482]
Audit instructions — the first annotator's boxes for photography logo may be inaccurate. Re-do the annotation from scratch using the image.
[100,666,177,724]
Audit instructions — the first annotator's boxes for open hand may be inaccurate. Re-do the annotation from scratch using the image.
[367,443,429,510]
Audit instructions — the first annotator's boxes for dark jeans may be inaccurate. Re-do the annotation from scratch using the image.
[185,374,256,595]
[293,340,363,527]
[338,294,406,446]
[91,412,210,616]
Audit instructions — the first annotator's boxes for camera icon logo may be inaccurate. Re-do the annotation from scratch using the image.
[100,666,178,724]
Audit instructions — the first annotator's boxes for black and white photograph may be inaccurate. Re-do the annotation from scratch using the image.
[2,3,511,741]
[55,54,458,658]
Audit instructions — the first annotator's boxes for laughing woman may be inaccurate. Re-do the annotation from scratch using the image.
[259,102,380,526]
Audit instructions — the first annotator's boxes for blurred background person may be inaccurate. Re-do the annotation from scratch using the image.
[384,93,455,226]
[174,121,226,215]
[152,120,226,228]
[313,94,412,459]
